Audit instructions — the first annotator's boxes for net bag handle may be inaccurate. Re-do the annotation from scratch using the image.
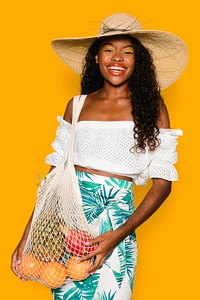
[62,94,87,206]
[67,94,87,164]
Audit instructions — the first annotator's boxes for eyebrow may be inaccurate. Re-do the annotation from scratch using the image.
[101,42,134,49]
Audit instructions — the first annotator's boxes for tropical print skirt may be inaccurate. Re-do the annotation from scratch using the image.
[52,170,138,300]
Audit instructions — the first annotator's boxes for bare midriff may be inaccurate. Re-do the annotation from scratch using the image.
[74,165,133,182]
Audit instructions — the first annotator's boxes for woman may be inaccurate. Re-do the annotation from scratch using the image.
[11,13,187,299]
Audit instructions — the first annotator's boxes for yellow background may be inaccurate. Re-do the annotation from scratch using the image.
[0,0,199,299]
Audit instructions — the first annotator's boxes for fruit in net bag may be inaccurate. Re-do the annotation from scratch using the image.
[61,227,95,256]
[31,214,66,262]
[40,261,68,288]
[18,252,41,278]
[66,256,91,280]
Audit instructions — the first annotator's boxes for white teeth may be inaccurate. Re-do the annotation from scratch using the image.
[108,66,125,71]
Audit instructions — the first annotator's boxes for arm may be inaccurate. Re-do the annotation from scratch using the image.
[116,178,171,238]
[79,102,172,275]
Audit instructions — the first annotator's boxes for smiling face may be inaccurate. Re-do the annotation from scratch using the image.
[95,35,135,87]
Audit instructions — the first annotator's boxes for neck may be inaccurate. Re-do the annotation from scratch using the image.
[100,81,131,100]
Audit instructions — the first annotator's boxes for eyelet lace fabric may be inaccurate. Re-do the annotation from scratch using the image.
[45,116,183,185]
[45,116,72,167]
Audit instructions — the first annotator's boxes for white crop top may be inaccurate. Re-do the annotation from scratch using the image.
[45,115,183,186]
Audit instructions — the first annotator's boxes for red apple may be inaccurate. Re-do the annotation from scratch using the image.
[62,228,95,256]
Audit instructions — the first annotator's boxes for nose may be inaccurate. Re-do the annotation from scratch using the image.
[111,51,123,62]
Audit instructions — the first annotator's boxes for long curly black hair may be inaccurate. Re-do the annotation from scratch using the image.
[81,35,163,152]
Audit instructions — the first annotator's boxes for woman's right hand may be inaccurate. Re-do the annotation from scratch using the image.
[11,239,27,280]
[11,208,35,280]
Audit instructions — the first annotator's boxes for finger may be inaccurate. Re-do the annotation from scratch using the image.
[85,257,105,275]
[11,260,18,277]
[86,235,104,246]
[11,252,19,276]
[11,252,26,280]
[78,249,99,262]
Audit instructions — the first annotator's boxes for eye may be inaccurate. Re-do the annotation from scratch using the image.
[123,47,134,55]
[101,45,113,53]
[124,50,134,55]
[103,48,112,52]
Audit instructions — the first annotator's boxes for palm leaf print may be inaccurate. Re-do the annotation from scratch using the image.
[105,177,132,189]
[96,290,117,300]
[125,238,137,290]
[51,287,63,300]
[52,171,137,299]
[60,273,100,300]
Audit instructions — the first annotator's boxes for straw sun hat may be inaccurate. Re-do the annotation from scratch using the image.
[51,13,188,90]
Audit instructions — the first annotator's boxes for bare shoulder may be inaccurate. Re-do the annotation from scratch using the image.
[157,101,171,129]
[63,98,73,124]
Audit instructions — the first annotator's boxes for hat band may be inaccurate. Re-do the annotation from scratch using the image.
[101,25,130,35]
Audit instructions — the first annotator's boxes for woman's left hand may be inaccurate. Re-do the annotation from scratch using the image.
[77,230,124,276]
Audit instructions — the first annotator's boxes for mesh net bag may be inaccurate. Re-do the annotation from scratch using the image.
[17,95,95,288]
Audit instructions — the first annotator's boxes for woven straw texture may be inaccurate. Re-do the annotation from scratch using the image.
[51,13,188,90]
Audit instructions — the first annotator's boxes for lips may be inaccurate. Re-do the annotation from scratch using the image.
[107,65,126,76]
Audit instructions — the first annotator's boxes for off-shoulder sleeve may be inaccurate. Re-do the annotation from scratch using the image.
[148,129,183,181]
[45,116,72,166]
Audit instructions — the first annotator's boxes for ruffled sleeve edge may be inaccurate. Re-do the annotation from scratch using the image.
[56,116,72,128]
[159,128,183,137]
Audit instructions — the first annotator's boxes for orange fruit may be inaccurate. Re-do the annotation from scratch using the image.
[18,252,41,279]
[65,256,91,280]
[40,261,67,288]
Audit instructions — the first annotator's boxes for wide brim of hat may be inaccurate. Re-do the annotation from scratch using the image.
[51,30,188,90]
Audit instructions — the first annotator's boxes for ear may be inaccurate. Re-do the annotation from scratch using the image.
[95,54,99,64]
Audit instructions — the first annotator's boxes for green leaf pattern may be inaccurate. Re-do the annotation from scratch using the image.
[52,171,137,300]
